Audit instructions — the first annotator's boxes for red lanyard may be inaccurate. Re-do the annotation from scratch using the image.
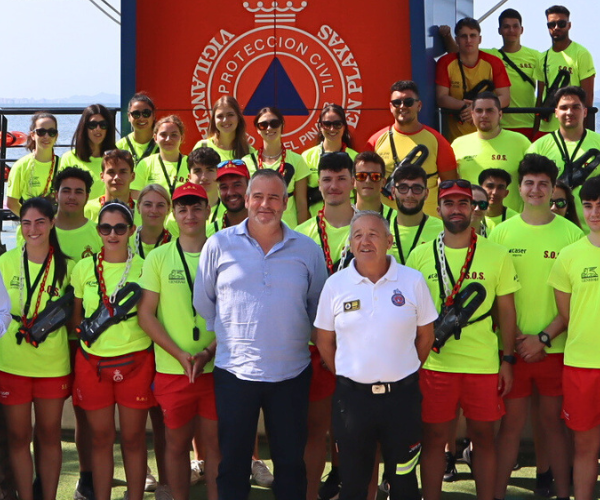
[41,155,57,197]
[317,209,335,275]
[257,147,287,176]
[96,249,115,316]
[444,228,477,307]
[21,247,54,328]
[222,212,230,230]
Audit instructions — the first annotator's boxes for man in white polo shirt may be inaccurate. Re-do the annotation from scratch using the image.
[315,210,437,500]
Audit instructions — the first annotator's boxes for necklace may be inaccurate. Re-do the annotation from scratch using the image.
[97,246,134,316]
[258,147,287,176]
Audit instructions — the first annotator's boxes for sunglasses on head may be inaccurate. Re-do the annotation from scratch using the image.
[97,223,130,236]
[547,20,568,29]
[472,200,490,210]
[395,183,425,194]
[551,198,568,209]
[35,128,58,138]
[439,179,472,190]
[87,120,108,130]
[256,119,282,131]
[321,120,344,130]
[390,97,419,108]
[129,109,153,119]
[217,159,245,168]
[354,172,383,182]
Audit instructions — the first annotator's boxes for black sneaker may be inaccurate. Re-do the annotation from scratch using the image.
[318,467,341,500]
[33,476,43,500]
[443,452,457,482]
[534,469,554,498]
[74,479,96,500]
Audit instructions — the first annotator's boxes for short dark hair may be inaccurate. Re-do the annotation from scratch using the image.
[390,80,420,97]
[472,91,502,111]
[579,176,600,202]
[172,195,209,208]
[392,165,428,186]
[554,85,586,107]
[353,151,385,176]
[455,17,481,35]
[479,168,512,187]
[102,149,134,173]
[318,151,353,174]
[54,166,94,193]
[518,153,558,185]
[188,147,221,170]
[545,5,570,18]
[247,168,288,200]
[498,8,522,26]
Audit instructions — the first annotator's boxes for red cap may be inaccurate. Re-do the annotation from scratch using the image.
[438,181,473,200]
[172,182,208,201]
[216,160,250,180]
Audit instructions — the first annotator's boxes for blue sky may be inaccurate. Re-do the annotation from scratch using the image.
[2,0,597,100]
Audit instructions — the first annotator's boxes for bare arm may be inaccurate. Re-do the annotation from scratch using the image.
[516,314,566,360]
[496,293,517,397]
[7,197,20,217]
[294,177,309,224]
[438,25,458,53]
[496,87,511,109]
[315,328,336,374]
[554,289,571,324]
[137,289,196,382]
[415,323,434,365]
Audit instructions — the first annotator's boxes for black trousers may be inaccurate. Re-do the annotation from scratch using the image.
[213,364,312,500]
[332,373,422,500]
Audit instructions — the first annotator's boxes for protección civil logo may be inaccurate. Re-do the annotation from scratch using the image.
[190,1,364,151]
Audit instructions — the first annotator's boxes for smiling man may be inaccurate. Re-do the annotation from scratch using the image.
[452,92,531,213]
[195,169,327,500]
[315,210,437,500]
[366,80,458,216]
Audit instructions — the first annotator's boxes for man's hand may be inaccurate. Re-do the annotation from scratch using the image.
[460,100,473,123]
[498,362,513,397]
[516,334,546,361]
[190,349,213,380]
[175,350,195,383]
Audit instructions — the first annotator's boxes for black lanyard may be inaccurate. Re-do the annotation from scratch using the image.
[138,230,170,259]
[551,130,587,183]
[126,136,157,165]
[457,55,469,96]
[393,215,427,265]
[22,249,53,318]
[210,199,221,223]
[175,239,200,341]
[499,49,535,88]
[158,154,183,197]
[501,207,507,222]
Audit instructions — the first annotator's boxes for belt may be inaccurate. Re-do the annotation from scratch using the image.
[337,372,419,395]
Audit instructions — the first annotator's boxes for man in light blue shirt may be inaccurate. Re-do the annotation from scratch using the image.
[195,169,327,500]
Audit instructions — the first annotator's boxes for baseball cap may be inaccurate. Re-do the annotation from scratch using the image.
[217,159,250,179]
[438,179,473,200]
[172,182,208,201]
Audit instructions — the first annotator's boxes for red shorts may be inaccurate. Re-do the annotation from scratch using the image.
[420,369,505,423]
[153,372,217,429]
[562,366,600,432]
[505,353,563,399]
[309,345,336,402]
[73,348,156,411]
[0,371,71,405]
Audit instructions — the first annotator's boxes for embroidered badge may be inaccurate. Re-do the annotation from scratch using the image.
[113,369,124,383]
[343,300,360,312]
[391,289,405,307]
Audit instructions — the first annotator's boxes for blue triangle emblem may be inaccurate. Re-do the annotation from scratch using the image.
[244,57,308,116]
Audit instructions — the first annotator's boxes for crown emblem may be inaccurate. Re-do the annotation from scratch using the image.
[243,1,307,23]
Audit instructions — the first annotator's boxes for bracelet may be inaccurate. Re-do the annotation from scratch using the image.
[203,347,214,361]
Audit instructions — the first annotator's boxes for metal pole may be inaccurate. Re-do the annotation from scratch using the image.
[477,0,510,23]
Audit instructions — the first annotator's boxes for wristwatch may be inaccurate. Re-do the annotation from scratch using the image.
[502,355,517,365]
[538,331,552,348]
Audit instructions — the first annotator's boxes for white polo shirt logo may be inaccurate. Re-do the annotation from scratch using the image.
[391,289,405,307]
[343,300,360,312]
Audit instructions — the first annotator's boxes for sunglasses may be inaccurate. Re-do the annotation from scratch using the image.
[256,119,282,130]
[547,20,568,29]
[439,179,472,190]
[390,98,419,108]
[217,159,246,169]
[472,200,490,210]
[34,128,58,138]
[87,120,108,130]
[129,109,153,119]
[354,172,383,182]
[551,198,568,209]
[97,223,130,236]
[395,183,426,194]
[321,120,344,130]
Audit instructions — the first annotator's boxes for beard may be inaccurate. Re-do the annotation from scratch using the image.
[442,215,471,234]
[397,197,425,216]
[223,197,245,213]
